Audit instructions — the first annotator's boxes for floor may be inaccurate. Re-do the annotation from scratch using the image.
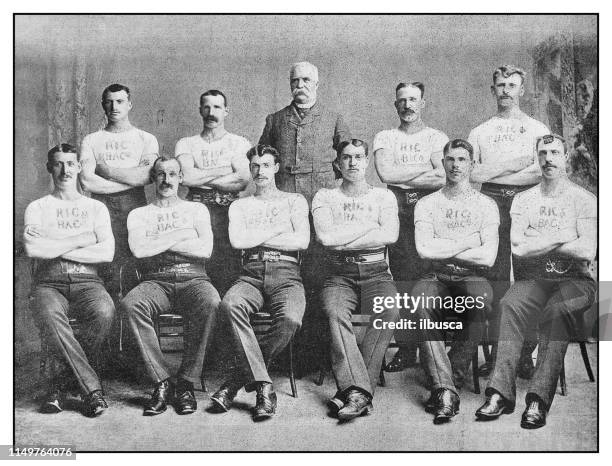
[14,343,597,452]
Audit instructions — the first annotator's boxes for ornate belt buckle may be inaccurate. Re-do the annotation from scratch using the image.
[344,256,356,263]
[407,193,418,204]
[502,189,516,198]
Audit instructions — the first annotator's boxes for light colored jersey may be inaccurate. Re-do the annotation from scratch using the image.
[24,194,111,241]
[175,132,251,186]
[80,127,159,169]
[468,114,549,166]
[510,182,597,239]
[312,186,398,249]
[127,200,210,245]
[415,188,499,239]
[373,127,448,189]
[230,193,305,238]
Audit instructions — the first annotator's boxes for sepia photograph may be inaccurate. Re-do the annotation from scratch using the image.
[13,13,598,452]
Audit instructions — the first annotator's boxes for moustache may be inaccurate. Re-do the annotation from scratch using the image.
[543,164,556,169]
[205,117,218,122]
[160,182,173,189]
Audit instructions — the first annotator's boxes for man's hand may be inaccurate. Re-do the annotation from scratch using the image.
[555,227,578,244]
[525,226,541,237]
[465,231,482,249]
[75,231,98,248]
[95,159,113,180]
[24,225,45,238]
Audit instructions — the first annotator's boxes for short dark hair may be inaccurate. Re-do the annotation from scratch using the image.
[443,139,474,160]
[334,139,369,179]
[200,89,228,107]
[396,82,425,98]
[536,133,568,154]
[47,143,78,163]
[102,83,131,101]
[151,155,180,174]
[246,144,280,164]
[492,65,526,85]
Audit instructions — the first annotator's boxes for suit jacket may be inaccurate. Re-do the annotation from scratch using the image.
[259,102,351,204]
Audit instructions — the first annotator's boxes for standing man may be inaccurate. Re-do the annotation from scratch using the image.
[210,145,310,421]
[313,139,400,421]
[258,61,351,368]
[79,83,159,290]
[24,144,115,417]
[468,65,550,376]
[374,81,449,372]
[411,139,498,424]
[121,156,220,416]
[475,134,596,429]
[176,89,251,295]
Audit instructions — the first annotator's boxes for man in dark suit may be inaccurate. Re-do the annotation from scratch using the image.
[258,61,351,370]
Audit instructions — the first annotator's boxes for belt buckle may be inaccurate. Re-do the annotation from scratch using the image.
[546,259,571,274]
[66,263,86,274]
[260,251,281,262]
[407,193,418,204]
[501,189,516,198]
[344,256,357,263]
[191,193,202,202]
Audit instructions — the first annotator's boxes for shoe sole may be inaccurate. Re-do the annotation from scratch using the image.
[475,406,514,420]
[337,405,373,421]
[327,398,343,414]
[210,396,231,412]
[176,407,196,415]
[86,406,107,418]
[520,420,545,429]
[252,409,275,422]
[143,407,166,416]
[40,402,63,414]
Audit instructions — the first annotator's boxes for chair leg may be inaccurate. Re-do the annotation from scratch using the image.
[379,354,387,387]
[200,374,207,393]
[316,364,326,386]
[472,346,480,394]
[559,360,567,396]
[579,341,595,382]
[289,339,298,398]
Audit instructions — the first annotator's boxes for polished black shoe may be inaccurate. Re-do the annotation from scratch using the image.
[520,398,547,429]
[384,347,418,372]
[252,383,277,422]
[175,380,197,415]
[82,390,108,418]
[517,356,535,380]
[40,388,65,414]
[337,389,373,421]
[424,392,437,413]
[475,391,514,420]
[210,380,243,412]
[431,389,460,424]
[143,379,171,416]
[327,391,345,415]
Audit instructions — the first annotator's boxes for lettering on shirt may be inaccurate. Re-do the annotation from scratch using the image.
[143,208,192,237]
[393,142,426,165]
[444,208,474,230]
[243,201,292,231]
[536,205,567,230]
[55,207,90,230]
[340,199,376,223]
[491,124,527,144]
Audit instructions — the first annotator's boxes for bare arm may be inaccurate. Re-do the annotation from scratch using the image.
[177,153,227,187]
[344,202,399,249]
[374,148,433,185]
[470,155,535,184]
[24,226,96,259]
[127,211,198,259]
[406,149,446,188]
[61,207,115,263]
[415,221,482,260]
[488,162,542,186]
[510,212,575,258]
[168,206,214,259]
[313,204,379,247]
[554,217,597,261]
[264,196,311,251]
[453,223,499,267]
[228,202,289,250]
[206,149,250,193]
[95,152,157,187]
[79,155,133,194]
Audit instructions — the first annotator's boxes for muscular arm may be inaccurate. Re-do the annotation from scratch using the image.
[228,203,289,250]
[61,209,115,263]
[79,155,132,194]
[406,149,446,188]
[168,207,214,259]
[470,155,535,184]
[313,205,379,247]
[127,211,198,259]
[554,217,597,261]
[263,197,311,251]
[510,213,574,258]
[453,223,499,267]
[488,162,542,186]
[95,153,157,187]
[24,227,96,259]
[415,221,482,260]
[206,153,250,192]
[344,204,399,249]
[374,148,433,185]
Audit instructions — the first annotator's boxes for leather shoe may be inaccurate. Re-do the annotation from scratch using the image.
[475,391,514,420]
[210,380,242,412]
[327,391,344,414]
[252,382,277,421]
[520,398,547,429]
[175,379,197,415]
[384,347,418,372]
[83,390,108,418]
[424,392,437,414]
[431,388,460,424]
[40,387,65,414]
[337,389,373,421]
[144,379,171,416]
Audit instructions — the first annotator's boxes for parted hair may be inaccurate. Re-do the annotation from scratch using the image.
[47,143,78,163]
[396,81,425,98]
[200,89,228,107]
[102,83,131,101]
[443,139,474,160]
[492,65,526,84]
[334,139,369,179]
[246,144,280,164]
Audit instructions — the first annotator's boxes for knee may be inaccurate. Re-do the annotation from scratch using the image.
[220,296,248,322]
[278,313,302,333]
[96,298,116,326]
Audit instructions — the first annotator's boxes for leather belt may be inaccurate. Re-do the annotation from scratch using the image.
[35,259,99,278]
[243,248,300,264]
[188,187,238,207]
[387,185,434,204]
[142,263,207,276]
[433,261,488,277]
[481,183,535,199]
[329,248,386,264]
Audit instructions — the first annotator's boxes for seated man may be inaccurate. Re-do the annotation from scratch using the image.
[210,145,309,421]
[121,156,220,416]
[312,139,400,422]
[413,139,498,424]
[24,143,115,417]
[476,134,597,429]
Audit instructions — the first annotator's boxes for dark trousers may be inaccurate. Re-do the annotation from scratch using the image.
[31,276,115,394]
[320,260,400,397]
[413,274,493,394]
[388,187,434,348]
[121,275,220,385]
[488,279,596,409]
[222,261,306,390]
[186,193,242,296]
